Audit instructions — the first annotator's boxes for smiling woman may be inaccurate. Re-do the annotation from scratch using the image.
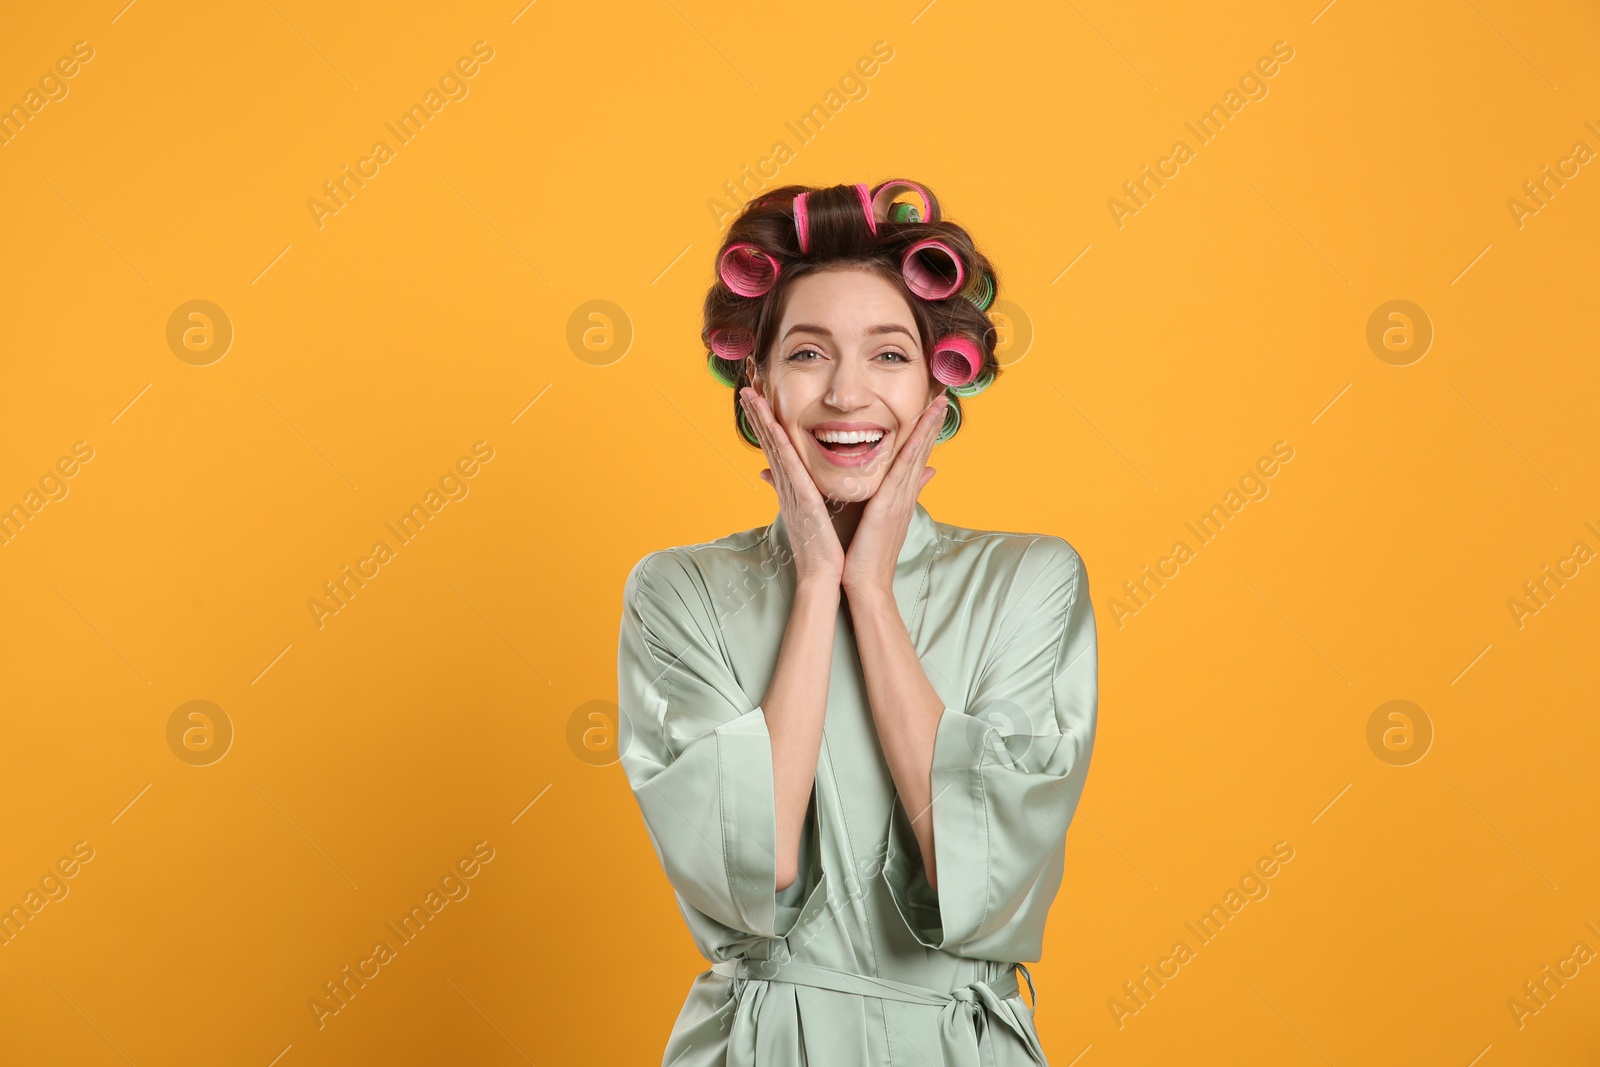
[703,181,1001,457]
[618,180,1098,1066]
[762,274,937,483]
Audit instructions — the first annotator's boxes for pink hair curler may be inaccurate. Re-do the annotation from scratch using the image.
[709,326,755,361]
[719,243,780,297]
[871,179,937,225]
[852,182,878,235]
[795,184,878,253]
[902,239,965,300]
[793,192,812,253]
[929,335,983,388]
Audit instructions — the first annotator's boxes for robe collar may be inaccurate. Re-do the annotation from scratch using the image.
[768,502,938,622]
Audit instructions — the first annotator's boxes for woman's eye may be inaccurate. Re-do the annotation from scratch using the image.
[786,347,909,362]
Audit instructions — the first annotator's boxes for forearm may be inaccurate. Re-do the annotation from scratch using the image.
[845,584,944,891]
[762,578,839,892]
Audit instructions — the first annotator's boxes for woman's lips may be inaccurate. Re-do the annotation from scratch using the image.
[808,429,888,468]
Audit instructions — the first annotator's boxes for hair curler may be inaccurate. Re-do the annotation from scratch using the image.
[902,239,966,300]
[735,400,760,447]
[871,179,937,225]
[929,335,983,388]
[962,271,995,311]
[719,243,780,297]
[709,325,755,362]
[793,192,811,253]
[852,182,878,235]
[706,350,741,387]
[948,367,994,398]
[794,183,877,253]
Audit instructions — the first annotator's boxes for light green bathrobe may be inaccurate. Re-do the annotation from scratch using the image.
[617,502,1097,1065]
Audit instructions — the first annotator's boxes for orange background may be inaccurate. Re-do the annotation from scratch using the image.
[2,1,1598,1064]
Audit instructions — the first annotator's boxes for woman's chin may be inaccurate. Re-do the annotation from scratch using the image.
[819,476,882,504]
[805,449,897,502]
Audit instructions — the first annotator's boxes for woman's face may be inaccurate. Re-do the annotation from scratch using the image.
[749,266,943,504]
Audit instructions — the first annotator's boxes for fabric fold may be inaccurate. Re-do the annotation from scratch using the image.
[880,541,1096,961]
[621,551,800,939]
[712,957,1045,1067]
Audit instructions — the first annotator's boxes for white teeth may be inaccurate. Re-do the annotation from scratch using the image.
[812,429,885,444]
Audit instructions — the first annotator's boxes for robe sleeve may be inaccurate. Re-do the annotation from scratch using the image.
[881,537,1097,960]
[617,549,817,941]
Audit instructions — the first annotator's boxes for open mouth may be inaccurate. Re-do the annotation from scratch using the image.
[809,428,888,466]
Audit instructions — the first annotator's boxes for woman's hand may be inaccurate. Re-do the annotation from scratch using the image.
[740,387,846,587]
[841,392,947,597]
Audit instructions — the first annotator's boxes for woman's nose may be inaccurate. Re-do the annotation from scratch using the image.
[824,358,868,410]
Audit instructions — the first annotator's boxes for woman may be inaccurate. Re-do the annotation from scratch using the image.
[617,180,1097,1065]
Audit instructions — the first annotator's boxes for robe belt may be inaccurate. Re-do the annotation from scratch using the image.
[711,957,1046,1065]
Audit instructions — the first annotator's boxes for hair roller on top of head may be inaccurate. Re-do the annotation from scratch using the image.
[795,183,877,253]
[902,239,966,300]
[871,179,938,225]
[792,192,811,253]
[929,335,983,389]
[852,182,878,235]
[719,243,780,297]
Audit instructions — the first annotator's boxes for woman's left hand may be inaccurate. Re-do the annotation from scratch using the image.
[841,392,948,597]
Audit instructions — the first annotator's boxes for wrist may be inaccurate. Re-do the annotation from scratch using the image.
[795,575,843,600]
[842,577,895,605]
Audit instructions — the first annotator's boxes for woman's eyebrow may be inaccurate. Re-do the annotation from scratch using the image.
[782,323,916,340]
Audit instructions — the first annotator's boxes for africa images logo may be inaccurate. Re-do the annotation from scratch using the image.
[307,841,496,1030]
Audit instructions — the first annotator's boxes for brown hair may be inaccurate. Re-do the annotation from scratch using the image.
[700,181,1002,448]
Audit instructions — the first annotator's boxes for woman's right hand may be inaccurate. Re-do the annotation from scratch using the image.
[740,386,845,588]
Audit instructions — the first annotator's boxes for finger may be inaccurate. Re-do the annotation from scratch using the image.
[906,394,945,463]
[743,392,785,488]
[911,396,946,471]
[743,388,780,467]
[748,393,798,500]
[880,401,944,509]
[740,388,770,456]
[747,393,818,525]
[743,388,774,452]
[916,397,946,464]
[751,391,823,505]
[864,403,922,488]
[883,395,946,498]
[923,393,948,445]
[757,395,807,479]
